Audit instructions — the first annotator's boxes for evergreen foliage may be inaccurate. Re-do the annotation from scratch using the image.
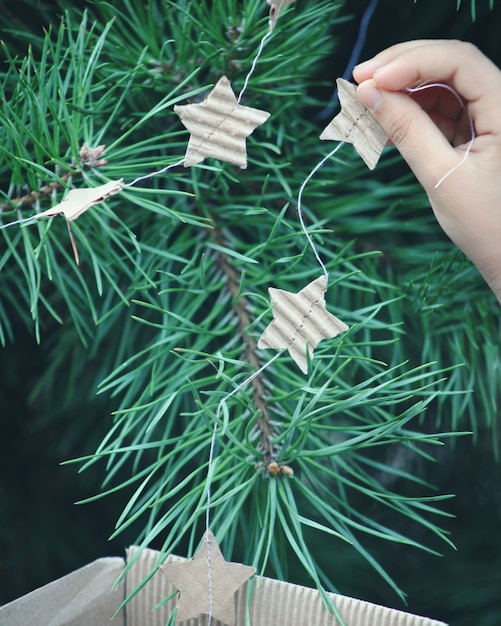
[455,0,495,20]
[0,0,499,621]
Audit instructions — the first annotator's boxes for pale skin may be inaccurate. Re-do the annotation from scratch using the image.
[353,40,501,304]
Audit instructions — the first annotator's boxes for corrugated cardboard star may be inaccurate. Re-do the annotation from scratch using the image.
[35,180,123,222]
[162,530,256,626]
[267,0,295,30]
[320,78,388,170]
[35,179,123,264]
[174,76,270,169]
[257,276,348,374]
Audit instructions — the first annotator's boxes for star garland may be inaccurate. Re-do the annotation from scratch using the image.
[0,4,394,621]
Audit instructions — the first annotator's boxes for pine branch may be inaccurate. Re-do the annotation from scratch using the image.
[2,0,499,612]
[0,145,108,213]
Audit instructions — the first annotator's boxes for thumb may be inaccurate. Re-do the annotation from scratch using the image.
[357,80,455,189]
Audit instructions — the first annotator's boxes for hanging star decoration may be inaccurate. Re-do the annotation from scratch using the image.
[267,0,295,31]
[257,276,348,374]
[34,179,123,264]
[34,179,123,223]
[174,76,270,169]
[162,530,256,626]
[320,78,388,170]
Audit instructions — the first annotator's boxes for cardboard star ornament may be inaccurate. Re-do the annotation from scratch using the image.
[35,179,123,264]
[174,76,270,169]
[257,276,348,374]
[162,530,256,626]
[320,78,388,170]
[267,0,295,30]
[35,179,123,222]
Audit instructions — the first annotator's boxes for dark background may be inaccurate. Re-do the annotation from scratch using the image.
[1,1,500,625]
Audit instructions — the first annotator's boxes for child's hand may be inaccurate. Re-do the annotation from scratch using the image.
[353,40,501,303]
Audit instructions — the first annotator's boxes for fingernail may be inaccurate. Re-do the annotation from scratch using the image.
[353,60,370,72]
[353,59,374,71]
[357,82,383,113]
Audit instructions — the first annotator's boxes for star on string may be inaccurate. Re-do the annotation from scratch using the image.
[35,179,123,222]
[320,78,388,170]
[35,179,123,264]
[257,276,348,374]
[174,76,270,169]
[267,0,295,30]
[162,530,256,626]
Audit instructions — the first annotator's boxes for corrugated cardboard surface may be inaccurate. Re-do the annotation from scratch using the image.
[0,546,448,626]
[0,557,125,626]
[126,546,447,626]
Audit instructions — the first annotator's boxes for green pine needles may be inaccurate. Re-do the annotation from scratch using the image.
[0,0,499,612]
[455,0,495,20]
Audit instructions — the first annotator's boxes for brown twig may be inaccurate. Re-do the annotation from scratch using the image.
[0,144,107,213]
[0,175,72,213]
[212,225,275,464]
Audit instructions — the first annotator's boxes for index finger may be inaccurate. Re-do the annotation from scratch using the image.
[353,40,435,82]
[354,40,501,137]
[370,41,501,103]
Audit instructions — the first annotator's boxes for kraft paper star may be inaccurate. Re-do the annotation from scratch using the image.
[174,76,270,169]
[35,179,123,222]
[34,179,123,265]
[267,0,295,30]
[162,530,256,626]
[320,78,388,170]
[257,276,348,374]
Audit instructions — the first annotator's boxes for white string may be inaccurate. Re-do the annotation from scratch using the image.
[203,349,282,626]
[0,215,38,229]
[296,142,346,286]
[124,158,185,187]
[237,26,273,104]
[405,82,475,188]
[216,350,283,428]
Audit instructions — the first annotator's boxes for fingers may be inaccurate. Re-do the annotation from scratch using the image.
[353,40,501,303]
[356,80,458,189]
[353,40,434,82]
[354,40,501,110]
[353,40,501,186]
